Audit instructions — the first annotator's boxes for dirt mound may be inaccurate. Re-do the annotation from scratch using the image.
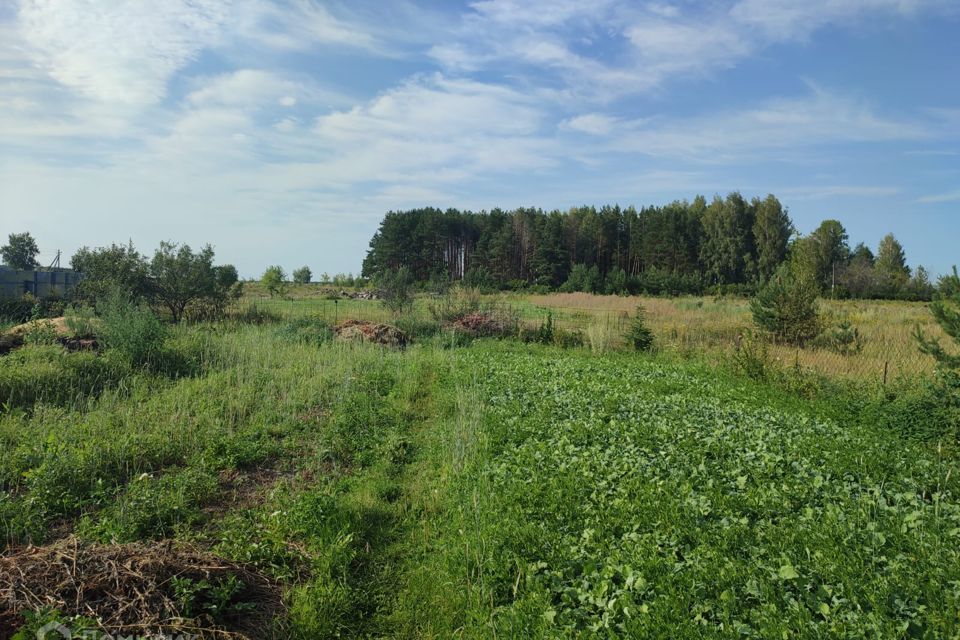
[6,317,70,338]
[0,537,283,639]
[334,320,408,347]
[450,312,510,337]
[0,318,98,355]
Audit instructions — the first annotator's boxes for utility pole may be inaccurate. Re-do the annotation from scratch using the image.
[48,250,61,269]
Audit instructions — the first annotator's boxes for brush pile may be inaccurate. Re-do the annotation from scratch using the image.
[0,537,282,639]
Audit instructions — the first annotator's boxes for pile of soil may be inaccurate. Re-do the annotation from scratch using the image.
[0,537,282,639]
[0,318,97,355]
[334,320,408,347]
[450,312,509,338]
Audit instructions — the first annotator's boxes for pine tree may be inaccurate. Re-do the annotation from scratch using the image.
[750,263,822,346]
[915,267,960,391]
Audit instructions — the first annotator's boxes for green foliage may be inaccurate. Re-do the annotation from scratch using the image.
[97,289,167,368]
[23,306,58,346]
[604,266,628,295]
[561,263,601,293]
[261,265,287,297]
[730,331,773,381]
[0,345,127,411]
[413,348,960,637]
[376,266,415,315]
[812,320,864,356]
[64,304,97,338]
[71,241,151,303]
[11,607,97,640]
[150,242,234,322]
[625,305,654,351]
[171,574,256,623]
[292,266,312,284]
[1,231,40,270]
[752,195,793,282]
[750,264,822,346]
[79,468,217,542]
[915,273,960,407]
[275,317,333,346]
[462,266,494,291]
[519,314,584,348]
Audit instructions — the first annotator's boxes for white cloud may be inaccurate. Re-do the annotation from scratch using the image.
[612,88,931,160]
[777,185,902,200]
[235,0,380,53]
[16,0,229,105]
[561,113,620,135]
[918,190,960,203]
[185,69,347,111]
[432,0,951,100]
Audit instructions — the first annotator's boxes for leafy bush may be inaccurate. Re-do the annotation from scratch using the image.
[625,305,654,351]
[376,266,415,314]
[97,289,167,368]
[292,266,312,284]
[428,285,484,323]
[812,320,864,356]
[750,264,822,346]
[730,331,773,381]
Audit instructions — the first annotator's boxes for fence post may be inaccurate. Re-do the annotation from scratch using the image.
[883,361,889,386]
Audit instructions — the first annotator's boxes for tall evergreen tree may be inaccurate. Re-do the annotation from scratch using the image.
[700,193,755,284]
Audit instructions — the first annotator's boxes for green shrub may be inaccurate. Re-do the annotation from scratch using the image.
[730,332,773,381]
[750,263,822,346]
[812,320,864,356]
[625,305,654,351]
[97,289,167,368]
[376,266,414,314]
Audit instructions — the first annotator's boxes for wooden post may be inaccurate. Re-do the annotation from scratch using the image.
[883,361,889,386]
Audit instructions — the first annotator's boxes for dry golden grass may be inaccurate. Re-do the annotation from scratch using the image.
[518,292,945,382]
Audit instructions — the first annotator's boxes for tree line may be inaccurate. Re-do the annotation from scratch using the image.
[361,194,937,300]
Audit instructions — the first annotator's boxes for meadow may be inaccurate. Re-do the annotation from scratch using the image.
[0,290,957,638]
[240,286,944,383]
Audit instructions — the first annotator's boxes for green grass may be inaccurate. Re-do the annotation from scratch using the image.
[389,344,960,638]
[1,320,958,638]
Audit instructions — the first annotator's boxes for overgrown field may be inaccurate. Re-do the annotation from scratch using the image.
[237,288,944,383]
[1,319,958,638]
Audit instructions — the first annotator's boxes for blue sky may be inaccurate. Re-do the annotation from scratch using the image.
[1,0,958,278]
